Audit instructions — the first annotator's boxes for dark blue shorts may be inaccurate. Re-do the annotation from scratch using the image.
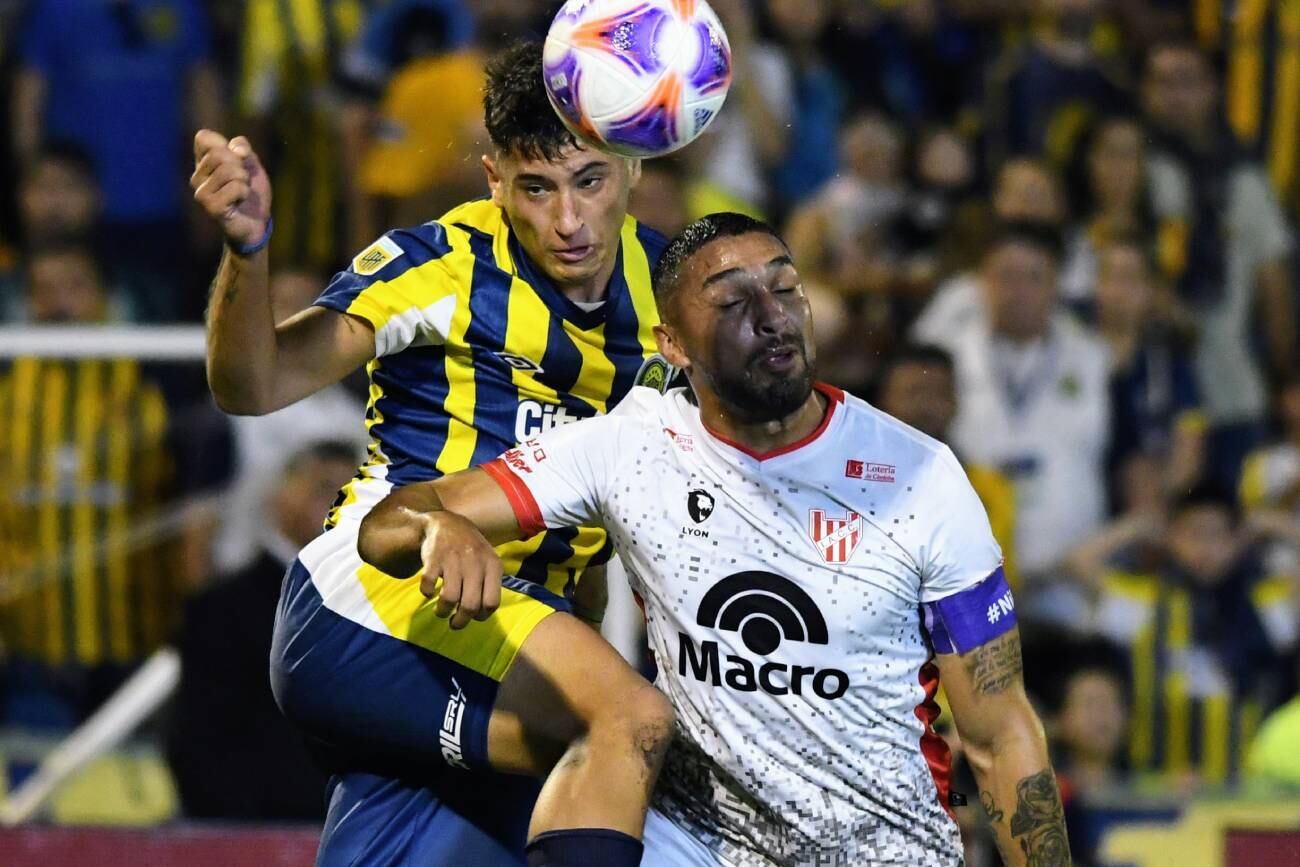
[271,560,568,865]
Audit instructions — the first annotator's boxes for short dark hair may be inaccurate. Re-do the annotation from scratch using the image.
[1171,482,1239,526]
[984,220,1065,264]
[27,238,100,271]
[873,343,955,401]
[23,139,96,186]
[652,212,787,308]
[283,440,360,477]
[484,40,579,162]
[1144,36,1214,78]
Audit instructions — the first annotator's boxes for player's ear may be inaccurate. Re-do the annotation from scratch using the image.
[653,322,690,371]
[482,154,504,207]
[626,158,642,189]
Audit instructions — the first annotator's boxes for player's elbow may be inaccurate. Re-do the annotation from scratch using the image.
[206,368,277,416]
[957,694,1046,772]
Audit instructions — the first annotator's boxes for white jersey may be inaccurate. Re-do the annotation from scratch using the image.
[488,385,1005,866]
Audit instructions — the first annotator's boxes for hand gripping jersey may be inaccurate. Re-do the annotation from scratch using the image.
[485,385,1012,866]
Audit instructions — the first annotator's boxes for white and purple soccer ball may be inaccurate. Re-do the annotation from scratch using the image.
[543,0,732,158]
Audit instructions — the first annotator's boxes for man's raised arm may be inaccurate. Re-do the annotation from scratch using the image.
[193,130,373,415]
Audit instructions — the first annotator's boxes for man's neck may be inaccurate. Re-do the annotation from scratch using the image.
[698,388,829,455]
[557,251,619,305]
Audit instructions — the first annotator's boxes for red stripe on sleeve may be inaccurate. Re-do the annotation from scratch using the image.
[481,459,547,537]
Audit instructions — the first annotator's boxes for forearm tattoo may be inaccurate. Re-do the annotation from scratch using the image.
[982,771,1071,867]
[963,630,1023,695]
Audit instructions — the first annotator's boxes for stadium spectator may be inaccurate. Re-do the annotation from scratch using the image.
[985,0,1130,170]
[1189,0,1300,219]
[1044,637,1132,866]
[684,0,791,217]
[17,141,100,248]
[1142,39,1296,488]
[1095,237,1205,502]
[232,0,366,274]
[0,241,230,729]
[823,0,986,124]
[1084,486,1297,786]
[167,441,358,821]
[340,0,493,250]
[11,0,223,321]
[785,112,909,389]
[912,157,1067,347]
[894,125,984,291]
[944,224,1111,619]
[873,343,1019,589]
[1059,115,1157,311]
[1240,372,1300,578]
[2,142,104,319]
[629,157,690,238]
[761,0,843,212]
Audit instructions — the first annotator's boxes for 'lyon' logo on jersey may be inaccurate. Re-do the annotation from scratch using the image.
[809,509,863,564]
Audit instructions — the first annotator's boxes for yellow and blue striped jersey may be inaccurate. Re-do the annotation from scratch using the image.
[314,198,666,598]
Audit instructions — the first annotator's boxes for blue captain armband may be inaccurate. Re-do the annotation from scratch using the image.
[922,566,1016,655]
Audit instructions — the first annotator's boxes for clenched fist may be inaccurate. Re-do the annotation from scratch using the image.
[191,130,272,250]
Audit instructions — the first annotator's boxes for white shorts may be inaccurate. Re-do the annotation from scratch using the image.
[642,809,728,866]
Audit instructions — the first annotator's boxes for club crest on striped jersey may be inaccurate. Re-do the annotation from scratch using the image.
[809,509,862,564]
[352,236,405,276]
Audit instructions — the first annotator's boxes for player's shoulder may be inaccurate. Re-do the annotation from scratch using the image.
[346,220,464,283]
[349,199,504,275]
[837,388,961,474]
[629,217,670,266]
[609,384,676,423]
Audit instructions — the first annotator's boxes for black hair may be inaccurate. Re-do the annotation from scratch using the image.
[983,220,1065,264]
[869,343,956,407]
[652,212,788,308]
[1171,482,1240,526]
[1064,113,1156,229]
[23,139,96,185]
[878,343,955,382]
[283,440,360,477]
[1143,35,1215,77]
[483,40,579,162]
[1026,632,1132,717]
[27,237,100,269]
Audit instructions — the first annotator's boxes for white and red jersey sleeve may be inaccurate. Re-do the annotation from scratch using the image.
[914,446,1004,603]
[480,389,653,537]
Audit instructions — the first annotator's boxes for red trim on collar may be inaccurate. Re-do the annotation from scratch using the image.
[702,383,844,461]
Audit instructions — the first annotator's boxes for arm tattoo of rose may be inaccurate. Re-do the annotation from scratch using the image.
[1008,770,1071,867]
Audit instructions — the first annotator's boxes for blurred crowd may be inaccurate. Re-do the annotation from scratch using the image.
[2,0,1300,862]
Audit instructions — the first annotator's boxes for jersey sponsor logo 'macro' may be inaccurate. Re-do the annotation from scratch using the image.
[809,509,862,564]
[679,571,849,700]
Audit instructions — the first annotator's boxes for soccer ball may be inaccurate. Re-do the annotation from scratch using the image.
[543,0,732,158]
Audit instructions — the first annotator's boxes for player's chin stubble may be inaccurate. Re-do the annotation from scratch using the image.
[710,353,815,423]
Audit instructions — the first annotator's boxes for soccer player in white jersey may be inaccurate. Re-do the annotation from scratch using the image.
[358,214,1071,866]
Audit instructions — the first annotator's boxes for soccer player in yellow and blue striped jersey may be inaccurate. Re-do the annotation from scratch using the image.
[194,41,673,867]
